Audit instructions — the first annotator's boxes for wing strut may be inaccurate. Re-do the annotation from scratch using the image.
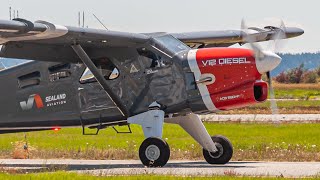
[71,44,129,118]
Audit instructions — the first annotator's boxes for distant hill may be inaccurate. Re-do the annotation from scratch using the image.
[1,52,320,76]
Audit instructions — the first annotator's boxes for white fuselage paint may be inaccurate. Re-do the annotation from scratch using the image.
[187,49,218,112]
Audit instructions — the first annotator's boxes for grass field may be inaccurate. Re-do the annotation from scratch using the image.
[273,83,320,99]
[1,123,320,161]
[222,83,320,114]
[1,172,318,180]
[220,100,320,114]
[275,89,320,100]
[273,83,320,90]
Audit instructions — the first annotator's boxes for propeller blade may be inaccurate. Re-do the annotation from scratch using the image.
[241,19,268,43]
[266,71,279,115]
[241,19,265,60]
[266,71,271,84]
[269,20,287,53]
[266,20,286,117]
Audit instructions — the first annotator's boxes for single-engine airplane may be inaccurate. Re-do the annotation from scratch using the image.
[0,18,303,167]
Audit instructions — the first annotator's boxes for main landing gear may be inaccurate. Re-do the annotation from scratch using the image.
[139,137,170,167]
[128,103,170,167]
[128,102,233,167]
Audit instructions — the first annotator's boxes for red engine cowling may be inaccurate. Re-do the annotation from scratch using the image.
[187,48,268,111]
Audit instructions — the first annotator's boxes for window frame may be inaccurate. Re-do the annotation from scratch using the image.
[151,34,190,57]
[79,58,120,84]
[48,63,72,82]
[18,71,41,89]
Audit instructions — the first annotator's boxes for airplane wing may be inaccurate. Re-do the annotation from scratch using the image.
[0,19,149,63]
[0,19,304,62]
[172,26,304,48]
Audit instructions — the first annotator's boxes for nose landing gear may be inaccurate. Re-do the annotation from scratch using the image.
[203,135,233,164]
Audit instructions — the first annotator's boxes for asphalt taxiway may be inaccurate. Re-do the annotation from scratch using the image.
[0,159,319,178]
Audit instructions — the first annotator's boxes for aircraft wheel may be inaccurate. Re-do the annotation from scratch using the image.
[203,135,233,164]
[139,137,170,167]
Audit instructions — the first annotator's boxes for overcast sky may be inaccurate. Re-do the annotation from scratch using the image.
[0,0,317,53]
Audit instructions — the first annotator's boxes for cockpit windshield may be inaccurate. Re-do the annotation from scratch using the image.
[151,35,190,57]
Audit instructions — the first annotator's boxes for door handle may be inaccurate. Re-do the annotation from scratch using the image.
[196,74,216,85]
[196,77,213,84]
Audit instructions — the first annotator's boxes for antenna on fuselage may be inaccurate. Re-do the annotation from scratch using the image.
[82,11,85,28]
[78,11,81,27]
[93,13,109,30]
[9,7,12,20]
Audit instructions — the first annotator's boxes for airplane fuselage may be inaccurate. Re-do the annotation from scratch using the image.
[0,46,268,133]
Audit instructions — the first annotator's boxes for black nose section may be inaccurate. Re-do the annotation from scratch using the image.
[285,27,304,38]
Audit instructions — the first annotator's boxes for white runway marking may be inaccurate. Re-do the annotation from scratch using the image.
[0,159,320,178]
[202,114,320,123]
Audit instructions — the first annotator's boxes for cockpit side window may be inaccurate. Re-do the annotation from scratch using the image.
[137,47,171,69]
[152,35,190,57]
[137,47,162,68]
[18,71,41,89]
[48,63,71,82]
[80,58,119,84]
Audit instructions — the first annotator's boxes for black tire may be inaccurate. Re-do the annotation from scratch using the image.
[139,137,170,167]
[203,135,233,164]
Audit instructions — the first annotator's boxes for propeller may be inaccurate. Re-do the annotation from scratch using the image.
[241,19,286,117]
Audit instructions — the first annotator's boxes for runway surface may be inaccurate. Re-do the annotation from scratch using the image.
[0,159,320,177]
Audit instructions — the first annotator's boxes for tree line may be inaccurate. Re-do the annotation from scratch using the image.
[275,64,320,83]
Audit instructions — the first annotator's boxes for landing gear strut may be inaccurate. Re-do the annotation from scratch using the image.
[166,113,233,165]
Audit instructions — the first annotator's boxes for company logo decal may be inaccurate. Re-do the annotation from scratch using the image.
[202,58,250,66]
[219,95,241,101]
[45,93,67,107]
[20,93,67,111]
[20,94,44,110]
